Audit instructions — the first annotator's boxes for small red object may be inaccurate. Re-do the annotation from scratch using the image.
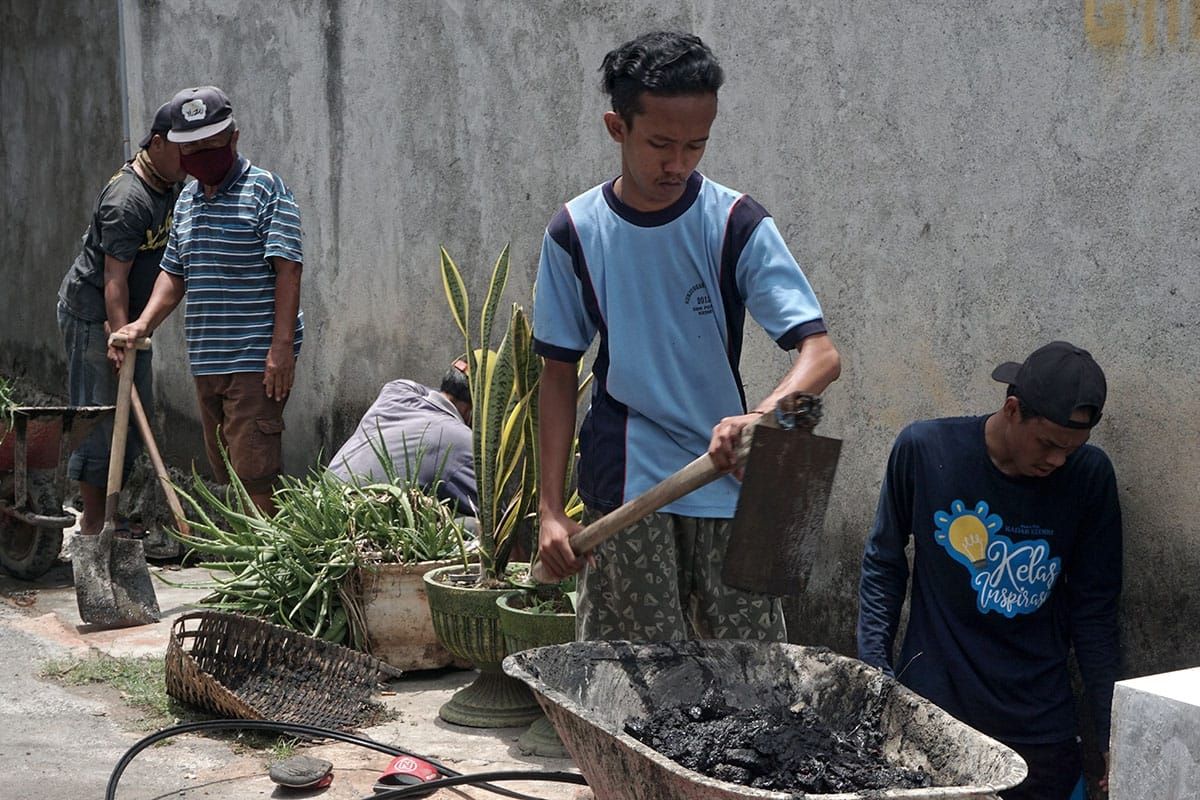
[374,755,440,797]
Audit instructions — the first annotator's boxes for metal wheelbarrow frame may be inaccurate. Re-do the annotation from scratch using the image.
[0,405,114,579]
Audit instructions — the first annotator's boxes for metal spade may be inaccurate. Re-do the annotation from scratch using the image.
[72,334,160,627]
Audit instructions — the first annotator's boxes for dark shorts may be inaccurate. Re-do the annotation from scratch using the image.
[1000,738,1086,800]
[57,303,153,488]
[194,372,287,495]
[575,508,787,643]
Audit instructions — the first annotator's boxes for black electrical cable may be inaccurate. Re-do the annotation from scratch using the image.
[372,770,587,799]
[104,719,586,800]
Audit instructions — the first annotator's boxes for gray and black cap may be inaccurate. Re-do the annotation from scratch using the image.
[167,85,234,143]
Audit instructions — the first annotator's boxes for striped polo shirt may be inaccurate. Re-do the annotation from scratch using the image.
[533,171,826,517]
[160,156,304,376]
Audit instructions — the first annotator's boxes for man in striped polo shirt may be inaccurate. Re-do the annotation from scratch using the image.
[114,86,304,513]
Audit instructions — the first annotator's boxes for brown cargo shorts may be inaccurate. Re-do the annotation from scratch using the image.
[575,508,787,643]
[194,372,287,494]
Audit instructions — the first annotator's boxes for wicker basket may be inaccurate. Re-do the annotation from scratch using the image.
[165,611,387,731]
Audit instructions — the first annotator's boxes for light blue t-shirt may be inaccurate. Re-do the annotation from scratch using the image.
[160,156,304,376]
[533,172,826,517]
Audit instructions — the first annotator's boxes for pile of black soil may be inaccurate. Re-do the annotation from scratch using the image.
[625,687,932,794]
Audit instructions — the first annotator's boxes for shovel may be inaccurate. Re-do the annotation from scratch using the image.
[530,392,841,596]
[72,334,161,627]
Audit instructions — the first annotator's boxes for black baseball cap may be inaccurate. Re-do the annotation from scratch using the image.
[167,86,234,143]
[138,101,174,149]
[991,341,1106,429]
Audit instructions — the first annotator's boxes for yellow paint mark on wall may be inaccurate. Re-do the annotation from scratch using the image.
[1085,0,1195,47]
[1085,0,1128,46]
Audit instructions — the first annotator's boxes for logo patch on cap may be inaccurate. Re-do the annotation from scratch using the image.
[181,99,208,122]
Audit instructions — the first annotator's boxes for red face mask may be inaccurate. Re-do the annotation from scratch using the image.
[180,143,235,187]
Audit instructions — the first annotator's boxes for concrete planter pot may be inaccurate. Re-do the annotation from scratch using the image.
[357,558,462,671]
[497,589,576,758]
[422,563,541,728]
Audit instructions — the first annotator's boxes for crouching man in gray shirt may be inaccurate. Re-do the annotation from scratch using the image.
[328,360,476,514]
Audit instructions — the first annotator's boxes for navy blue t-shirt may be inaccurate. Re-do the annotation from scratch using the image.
[857,415,1122,745]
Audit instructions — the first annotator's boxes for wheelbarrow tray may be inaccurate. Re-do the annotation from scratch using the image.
[1,405,115,471]
[504,641,1026,800]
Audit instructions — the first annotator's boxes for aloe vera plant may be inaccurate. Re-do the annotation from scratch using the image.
[167,453,470,649]
[441,246,542,587]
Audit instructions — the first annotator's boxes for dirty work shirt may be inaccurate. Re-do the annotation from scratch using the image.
[58,162,178,322]
[533,171,826,517]
[159,156,303,375]
[857,415,1122,746]
[327,380,477,513]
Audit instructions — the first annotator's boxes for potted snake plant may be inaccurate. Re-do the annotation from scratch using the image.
[422,244,548,728]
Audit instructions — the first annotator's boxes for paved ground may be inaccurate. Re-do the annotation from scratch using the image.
[0,544,586,800]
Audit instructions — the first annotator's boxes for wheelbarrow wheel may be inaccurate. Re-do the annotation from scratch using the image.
[0,517,64,580]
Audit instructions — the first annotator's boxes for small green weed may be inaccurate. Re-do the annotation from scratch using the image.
[39,654,343,756]
[41,653,180,730]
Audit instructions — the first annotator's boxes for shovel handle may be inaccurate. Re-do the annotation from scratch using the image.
[531,452,720,584]
[130,386,190,537]
[107,333,152,351]
[103,341,138,522]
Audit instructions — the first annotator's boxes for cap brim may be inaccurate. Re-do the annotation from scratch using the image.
[990,362,1022,384]
[167,118,232,143]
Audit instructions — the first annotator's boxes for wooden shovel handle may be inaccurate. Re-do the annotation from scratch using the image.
[531,452,720,584]
[107,333,152,351]
[130,386,190,537]
[103,342,138,521]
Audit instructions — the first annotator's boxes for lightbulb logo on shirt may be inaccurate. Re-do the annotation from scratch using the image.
[933,499,1061,618]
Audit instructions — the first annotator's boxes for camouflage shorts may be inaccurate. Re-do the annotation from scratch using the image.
[575,509,786,643]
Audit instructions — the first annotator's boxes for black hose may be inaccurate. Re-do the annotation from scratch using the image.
[104,718,585,800]
[372,770,588,799]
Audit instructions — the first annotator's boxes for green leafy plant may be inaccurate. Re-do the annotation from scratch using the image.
[440,245,542,587]
[167,451,470,649]
[0,376,15,433]
[509,574,577,614]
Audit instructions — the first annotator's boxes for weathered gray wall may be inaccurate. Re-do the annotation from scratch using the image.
[3,1,1198,681]
[0,0,124,388]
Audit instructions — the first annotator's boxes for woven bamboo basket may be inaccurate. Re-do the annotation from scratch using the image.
[165,610,387,731]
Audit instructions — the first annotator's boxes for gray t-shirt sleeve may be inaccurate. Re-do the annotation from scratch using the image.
[95,178,154,263]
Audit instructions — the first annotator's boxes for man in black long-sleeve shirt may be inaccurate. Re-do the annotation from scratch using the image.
[857,341,1121,800]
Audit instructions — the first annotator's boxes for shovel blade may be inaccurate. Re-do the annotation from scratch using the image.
[72,533,160,628]
[723,426,842,597]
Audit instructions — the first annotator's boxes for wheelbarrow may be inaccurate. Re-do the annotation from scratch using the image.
[0,405,114,579]
[504,640,1028,800]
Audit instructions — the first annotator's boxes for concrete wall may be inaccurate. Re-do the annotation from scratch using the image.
[3,0,1198,681]
[0,0,124,389]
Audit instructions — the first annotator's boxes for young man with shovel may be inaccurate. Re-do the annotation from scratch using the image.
[114,86,304,514]
[57,98,188,537]
[857,341,1122,799]
[533,31,841,642]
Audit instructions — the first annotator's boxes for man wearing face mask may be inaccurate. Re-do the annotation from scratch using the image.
[113,85,304,514]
